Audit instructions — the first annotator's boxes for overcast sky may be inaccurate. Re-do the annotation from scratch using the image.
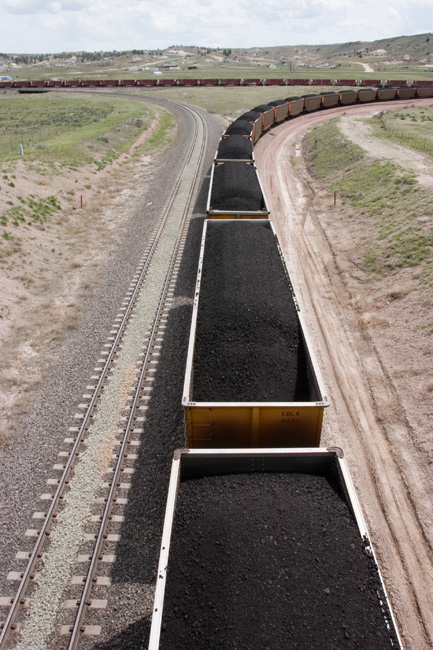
[1,0,432,54]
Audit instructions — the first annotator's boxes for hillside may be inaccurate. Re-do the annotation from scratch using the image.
[1,33,433,81]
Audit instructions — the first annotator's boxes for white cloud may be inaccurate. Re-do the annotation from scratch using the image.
[2,0,90,14]
[0,0,431,52]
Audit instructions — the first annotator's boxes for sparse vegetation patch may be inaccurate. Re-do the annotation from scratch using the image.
[304,118,433,285]
[1,195,61,231]
[368,107,433,159]
[0,94,153,165]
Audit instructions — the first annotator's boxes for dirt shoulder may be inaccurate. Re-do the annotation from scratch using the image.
[0,111,173,446]
[255,100,433,649]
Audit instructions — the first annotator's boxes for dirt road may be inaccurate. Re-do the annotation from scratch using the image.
[255,100,433,649]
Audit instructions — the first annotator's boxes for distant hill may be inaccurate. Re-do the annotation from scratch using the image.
[2,33,432,80]
[239,33,433,63]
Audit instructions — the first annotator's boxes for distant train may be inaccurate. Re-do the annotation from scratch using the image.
[1,76,433,92]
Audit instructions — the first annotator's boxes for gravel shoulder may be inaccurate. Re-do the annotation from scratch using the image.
[255,100,433,649]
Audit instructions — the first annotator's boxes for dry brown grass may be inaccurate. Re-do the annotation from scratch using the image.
[351,293,374,311]
[388,281,416,299]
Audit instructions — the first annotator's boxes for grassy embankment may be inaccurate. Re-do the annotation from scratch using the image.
[367,105,433,158]
[304,115,433,329]
[0,93,174,255]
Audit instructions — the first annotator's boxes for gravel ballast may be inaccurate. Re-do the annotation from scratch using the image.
[192,220,314,402]
[159,471,398,650]
[209,162,266,212]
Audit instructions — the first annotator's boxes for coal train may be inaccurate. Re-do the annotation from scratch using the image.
[1,76,433,92]
[145,87,416,648]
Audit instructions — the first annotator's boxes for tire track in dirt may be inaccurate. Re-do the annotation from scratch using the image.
[255,102,433,649]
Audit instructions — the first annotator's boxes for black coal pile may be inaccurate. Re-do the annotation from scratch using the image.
[269,99,288,106]
[216,135,253,160]
[238,110,261,121]
[252,103,273,112]
[192,220,312,402]
[225,119,254,136]
[159,471,399,650]
[210,162,265,212]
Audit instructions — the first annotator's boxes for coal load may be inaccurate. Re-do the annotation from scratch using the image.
[252,103,273,112]
[216,135,253,160]
[210,162,265,212]
[193,220,311,402]
[160,472,399,650]
[238,110,261,121]
[225,119,254,136]
[269,99,287,106]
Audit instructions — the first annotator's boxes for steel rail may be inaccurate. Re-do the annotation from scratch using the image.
[67,102,206,649]
[0,101,204,650]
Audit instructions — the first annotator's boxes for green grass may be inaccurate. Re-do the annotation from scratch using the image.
[367,106,433,159]
[332,160,433,274]
[304,118,433,284]
[0,94,154,165]
[304,119,365,177]
[136,109,176,155]
[1,195,61,228]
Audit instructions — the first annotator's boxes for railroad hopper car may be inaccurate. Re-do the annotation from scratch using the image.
[414,85,433,97]
[224,117,255,138]
[149,448,403,650]
[214,134,254,162]
[198,78,219,86]
[377,87,398,101]
[320,91,340,107]
[252,103,276,131]
[302,93,322,112]
[269,98,290,122]
[398,86,417,99]
[286,95,305,116]
[206,162,269,218]
[339,88,360,104]
[358,87,377,103]
[182,220,328,448]
[236,110,263,141]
